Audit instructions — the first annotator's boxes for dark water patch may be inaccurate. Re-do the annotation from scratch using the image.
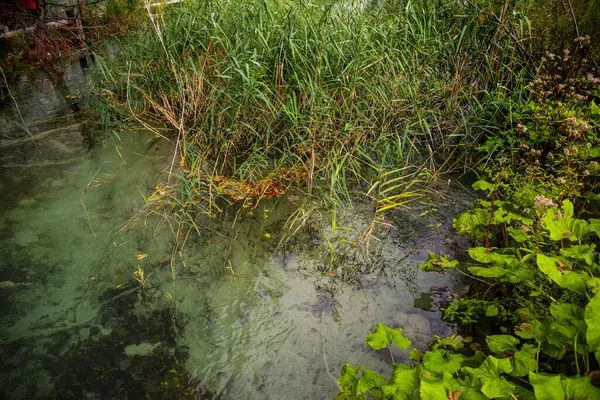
[413,292,433,311]
[46,288,210,399]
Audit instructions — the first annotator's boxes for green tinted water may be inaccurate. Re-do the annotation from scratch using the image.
[0,63,474,399]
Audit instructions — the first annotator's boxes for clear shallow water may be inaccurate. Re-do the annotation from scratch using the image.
[0,62,475,399]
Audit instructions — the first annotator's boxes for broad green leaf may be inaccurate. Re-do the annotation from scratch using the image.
[591,100,600,115]
[468,247,512,264]
[356,369,387,394]
[541,342,567,360]
[590,219,600,238]
[409,348,422,362]
[454,206,492,236]
[419,253,458,273]
[486,305,499,317]
[472,180,494,194]
[468,263,533,283]
[575,343,592,356]
[421,373,488,400]
[550,302,585,322]
[585,292,600,357]
[423,349,465,375]
[338,364,363,394]
[589,147,600,157]
[515,320,545,341]
[546,321,578,346]
[381,364,421,399]
[442,372,487,400]
[492,201,532,225]
[366,323,411,351]
[563,375,600,399]
[511,384,536,400]
[462,356,515,398]
[432,335,465,350]
[542,200,588,241]
[587,276,600,293]
[511,344,538,377]
[507,226,528,242]
[467,248,533,283]
[559,244,596,265]
[486,335,519,354]
[467,266,509,278]
[419,375,447,400]
[529,372,565,400]
[463,351,487,368]
[550,303,587,342]
[536,254,587,294]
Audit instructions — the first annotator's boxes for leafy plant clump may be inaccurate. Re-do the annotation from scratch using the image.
[337,191,600,399]
[337,323,600,399]
[93,0,533,214]
[476,36,600,202]
[334,20,600,400]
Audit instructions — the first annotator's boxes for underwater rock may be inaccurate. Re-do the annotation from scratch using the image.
[391,312,431,346]
[82,391,101,400]
[0,281,17,289]
[79,327,91,341]
[0,281,31,289]
[124,342,161,357]
[310,295,335,316]
[18,198,37,208]
[119,358,132,371]
[403,313,432,345]
[413,292,433,311]
[15,229,38,246]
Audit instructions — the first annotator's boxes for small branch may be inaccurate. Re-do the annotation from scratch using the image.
[0,66,41,153]
[388,344,395,364]
[80,163,113,236]
[0,123,82,147]
[565,0,580,38]
[0,20,69,39]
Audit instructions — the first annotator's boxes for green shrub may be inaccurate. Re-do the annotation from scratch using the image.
[92,0,533,208]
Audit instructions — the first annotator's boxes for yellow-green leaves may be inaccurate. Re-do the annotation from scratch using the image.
[422,349,465,375]
[467,247,533,283]
[337,364,388,399]
[511,344,538,377]
[485,335,519,354]
[355,370,387,396]
[366,323,411,351]
[472,180,494,194]
[453,204,491,237]
[408,348,422,362]
[542,200,589,241]
[419,253,458,273]
[536,254,588,294]
[418,374,448,400]
[529,373,564,400]
[530,372,600,400]
[462,356,515,398]
[559,244,596,265]
[381,364,421,399]
[337,364,362,396]
[585,291,600,362]
[486,336,539,377]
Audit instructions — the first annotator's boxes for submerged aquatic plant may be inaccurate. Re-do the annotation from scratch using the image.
[132,266,150,288]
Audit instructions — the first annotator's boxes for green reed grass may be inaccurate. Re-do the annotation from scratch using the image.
[92,0,533,214]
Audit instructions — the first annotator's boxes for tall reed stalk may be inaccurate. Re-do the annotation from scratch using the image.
[93,0,533,218]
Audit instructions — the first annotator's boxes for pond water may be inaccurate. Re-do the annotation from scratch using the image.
[0,62,475,399]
